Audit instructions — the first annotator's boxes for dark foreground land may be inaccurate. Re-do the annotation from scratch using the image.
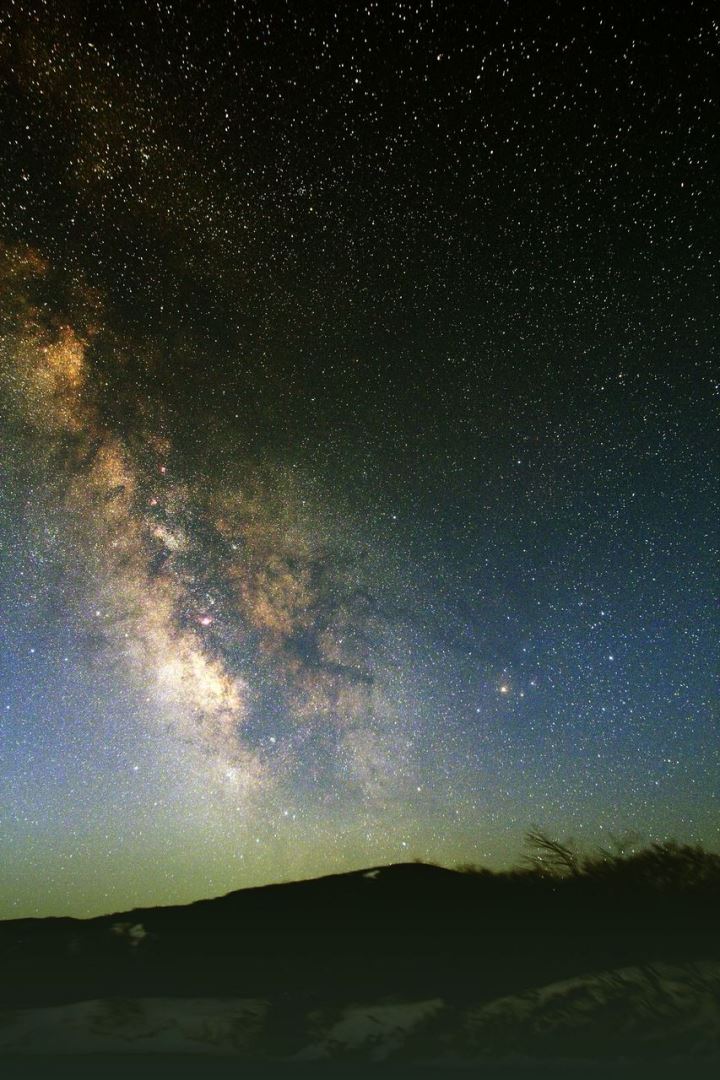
[1,843,719,1073]
[5,1055,720,1080]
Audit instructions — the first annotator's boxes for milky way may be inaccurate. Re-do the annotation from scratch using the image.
[1,241,439,912]
[0,1,718,916]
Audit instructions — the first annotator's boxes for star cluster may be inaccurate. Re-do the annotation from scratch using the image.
[0,1,717,917]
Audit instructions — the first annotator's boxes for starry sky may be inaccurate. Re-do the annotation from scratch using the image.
[0,0,718,918]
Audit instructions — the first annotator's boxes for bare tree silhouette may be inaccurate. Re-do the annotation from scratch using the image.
[523,829,581,877]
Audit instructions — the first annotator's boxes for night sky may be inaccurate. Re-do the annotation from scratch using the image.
[0,1,717,919]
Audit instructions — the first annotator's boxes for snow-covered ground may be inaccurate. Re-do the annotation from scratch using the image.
[1,961,718,1064]
[292,997,445,1062]
[0,996,269,1056]
[452,959,720,1063]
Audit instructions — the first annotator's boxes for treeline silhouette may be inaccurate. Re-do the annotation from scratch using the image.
[461,831,720,892]
[1,834,718,1012]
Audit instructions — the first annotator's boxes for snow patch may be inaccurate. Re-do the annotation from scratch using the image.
[111,922,148,946]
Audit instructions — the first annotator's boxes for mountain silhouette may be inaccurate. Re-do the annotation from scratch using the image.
[2,858,717,1013]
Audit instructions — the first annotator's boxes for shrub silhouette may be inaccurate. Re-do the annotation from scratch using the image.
[581,839,720,893]
[458,831,720,897]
